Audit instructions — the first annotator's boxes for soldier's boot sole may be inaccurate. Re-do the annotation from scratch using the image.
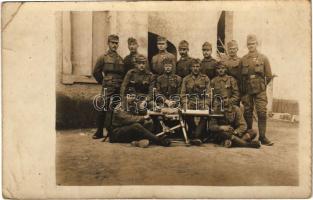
[224,139,232,148]
[190,139,202,146]
[131,139,150,148]
[248,140,261,149]
[92,130,104,139]
[259,137,274,146]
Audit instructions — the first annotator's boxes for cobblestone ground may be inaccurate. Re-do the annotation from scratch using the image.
[56,120,298,186]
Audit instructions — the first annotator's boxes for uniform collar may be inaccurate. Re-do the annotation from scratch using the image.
[191,74,201,79]
[218,75,228,81]
[179,55,190,61]
[203,56,213,61]
[107,50,117,56]
[159,50,168,54]
[228,55,239,61]
[164,73,173,77]
[247,51,259,58]
[130,52,138,56]
[134,68,146,74]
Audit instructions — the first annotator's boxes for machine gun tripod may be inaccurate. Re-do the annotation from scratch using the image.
[147,108,224,145]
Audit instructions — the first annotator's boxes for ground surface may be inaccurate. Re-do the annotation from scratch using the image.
[56,120,298,186]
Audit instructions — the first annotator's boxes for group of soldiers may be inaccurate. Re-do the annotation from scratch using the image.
[92,33,274,148]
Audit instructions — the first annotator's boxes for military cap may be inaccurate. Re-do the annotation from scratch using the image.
[247,34,257,43]
[227,40,238,48]
[162,57,174,65]
[179,40,189,49]
[216,61,226,68]
[157,36,167,43]
[128,37,137,45]
[135,54,147,62]
[108,34,119,42]
[202,42,212,50]
[191,58,201,65]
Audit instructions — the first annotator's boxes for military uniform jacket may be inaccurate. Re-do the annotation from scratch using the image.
[211,75,240,106]
[120,68,155,101]
[240,52,272,95]
[222,55,241,84]
[156,74,182,100]
[123,53,138,73]
[151,51,176,75]
[176,56,193,78]
[111,107,144,128]
[209,105,247,134]
[93,50,125,96]
[180,73,211,110]
[200,56,218,79]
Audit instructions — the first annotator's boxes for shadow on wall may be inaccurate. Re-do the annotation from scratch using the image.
[56,92,98,130]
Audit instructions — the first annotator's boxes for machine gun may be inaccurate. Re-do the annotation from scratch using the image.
[147,108,223,145]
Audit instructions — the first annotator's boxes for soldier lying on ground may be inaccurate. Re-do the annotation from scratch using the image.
[109,95,171,148]
[208,98,261,148]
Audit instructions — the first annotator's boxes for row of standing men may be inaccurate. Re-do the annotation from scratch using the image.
[92,34,274,148]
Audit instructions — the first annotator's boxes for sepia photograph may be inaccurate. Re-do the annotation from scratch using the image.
[2,1,311,199]
[56,10,300,186]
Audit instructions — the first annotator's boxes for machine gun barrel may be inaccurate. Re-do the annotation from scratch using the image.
[147,109,223,118]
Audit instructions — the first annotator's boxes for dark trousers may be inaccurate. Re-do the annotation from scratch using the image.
[185,116,208,140]
[184,116,196,137]
[212,129,257,147]
[110,123,161,144]
[95,94,117,136]
[193,117,208,140]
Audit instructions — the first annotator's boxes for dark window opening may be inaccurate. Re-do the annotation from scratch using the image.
[217,11,226,54]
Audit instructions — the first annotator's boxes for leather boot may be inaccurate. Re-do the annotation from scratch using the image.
[244,112,253,130]
[93,112,105,139]
[258,113,273,146]
[231,135,260,148]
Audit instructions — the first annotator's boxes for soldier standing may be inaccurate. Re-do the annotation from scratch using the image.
[151,36,176,75]
[176,40,193,78]
[211,62,240,107]
[92,34,125,139]
[208,98,261,148]
[200,42,218,79]
[123,37,139,72]
[181,59,211,145]
[120,54,155,106]
[222,40,241,90]
[240,34,273,146]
